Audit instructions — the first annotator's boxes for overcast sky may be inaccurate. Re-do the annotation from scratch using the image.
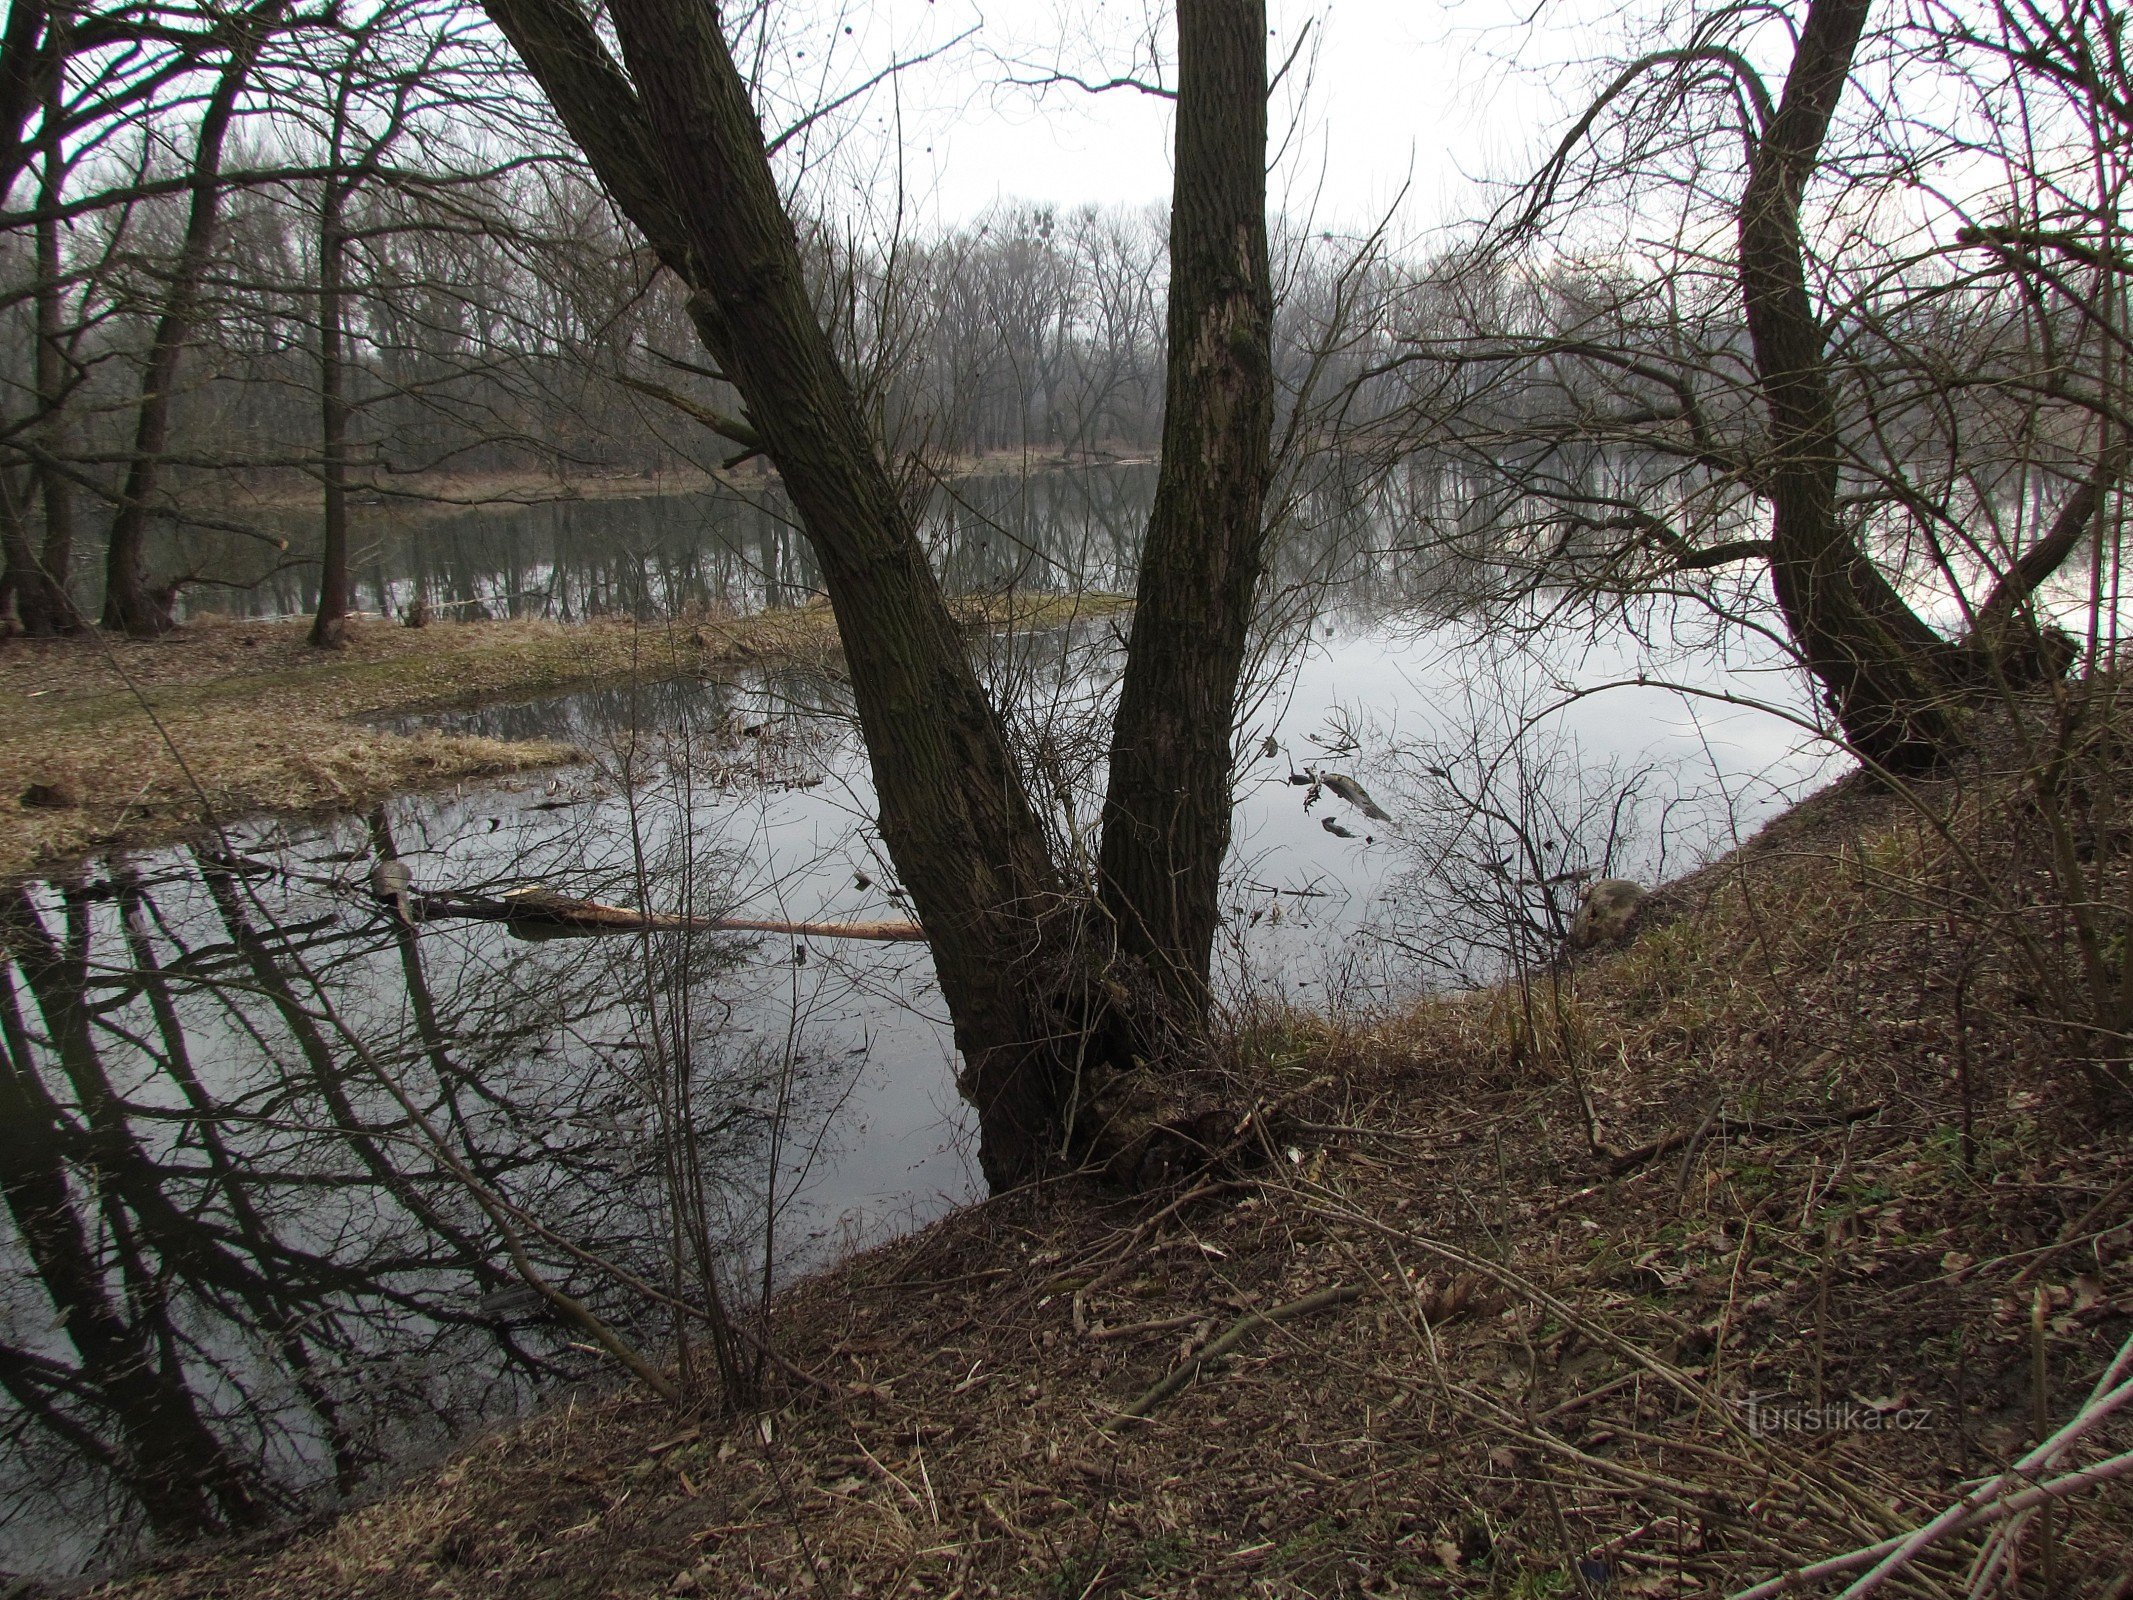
[799,0,1610,239]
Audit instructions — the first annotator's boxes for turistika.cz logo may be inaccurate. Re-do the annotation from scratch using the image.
[1734,1393,1935,1436]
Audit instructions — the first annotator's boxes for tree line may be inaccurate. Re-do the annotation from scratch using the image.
[0,0,1204,641]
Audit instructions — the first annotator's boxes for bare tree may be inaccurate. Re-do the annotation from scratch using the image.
[101,0,290,634]
[482,0,1274,1185]
[294,0,495,645]
[1387,0,2130,771]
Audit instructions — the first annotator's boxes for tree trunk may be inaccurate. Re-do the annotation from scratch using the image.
[0,0,51,203]
[1097,0,1272,1030]
[485,0,1073,1185]
[0,465,38,626]
[1958,441,2127,686]
[23,76,76,634]
[1738,0,1964,769]
[487,0,1279,1187]
[101,1,280,636]
[310,180,350,647]
[2,18,73,636]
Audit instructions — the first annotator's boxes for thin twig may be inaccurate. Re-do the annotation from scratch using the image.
[1105,1282,1368,1427]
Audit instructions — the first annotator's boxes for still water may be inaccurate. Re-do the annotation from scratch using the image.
[3,468,1835,1576]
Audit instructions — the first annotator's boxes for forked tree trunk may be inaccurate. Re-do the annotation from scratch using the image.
[485,0,1273,1187]
[1096,0,1272,1034]
[1739,0,1965,770]
[101,1,280,636]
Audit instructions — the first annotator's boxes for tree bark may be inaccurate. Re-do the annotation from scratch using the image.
[1960,441,2127,685]
[0,465,39,627]
[1097,0,1272,1029]
[101,0,281,636]
[1738,0,1964,769]
[22,57,76,634]
[0,0,51,203]
[486,0,1278,1186]
[485,0,1073,1185]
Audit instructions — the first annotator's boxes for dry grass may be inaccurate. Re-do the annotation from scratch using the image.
[187,449,1157,518]
[0,610,836,884]
[94,763,2133,1598]
[1,595,1119,886]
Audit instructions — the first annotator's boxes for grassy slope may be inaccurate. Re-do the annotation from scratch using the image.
[0,596,1115,885]
[97,765,2133,1598]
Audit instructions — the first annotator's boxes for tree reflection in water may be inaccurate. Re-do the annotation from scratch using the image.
[0,460,1744,1576]
[0,663,943,1577]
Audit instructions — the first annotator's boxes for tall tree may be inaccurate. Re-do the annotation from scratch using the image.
[1402,0,2125,773]
[1096,0,1272,1027]
[22,27,77,634]
[310,122,352,645]
[1734,0,1962,769]
[101,0,285,635]
[2,13,81,632]
[305,0,457,647]
[482,0,1272,1185]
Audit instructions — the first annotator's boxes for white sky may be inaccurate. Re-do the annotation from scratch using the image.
[796,0,1607,238]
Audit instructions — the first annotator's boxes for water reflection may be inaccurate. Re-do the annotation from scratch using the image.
[195,464,1163,625]
[181,455,1521,628]
[0,661,969,1576]
[9,463,1843,1578]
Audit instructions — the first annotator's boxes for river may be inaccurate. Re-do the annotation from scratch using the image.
[1,465,1837,1576]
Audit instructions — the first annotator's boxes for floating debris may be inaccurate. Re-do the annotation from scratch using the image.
[369,877,926,942]
[1319,772,1391,821]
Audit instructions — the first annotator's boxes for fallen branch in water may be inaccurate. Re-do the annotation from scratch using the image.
[383,883,926,942]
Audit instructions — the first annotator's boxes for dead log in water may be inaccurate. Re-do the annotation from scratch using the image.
[394,885,926,942]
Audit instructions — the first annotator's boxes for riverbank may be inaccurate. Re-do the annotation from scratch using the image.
[190,448,1160,521]
[0,595,1118,886]
[88,758,2133,1597]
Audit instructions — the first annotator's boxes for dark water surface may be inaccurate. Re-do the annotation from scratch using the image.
[4,468,1836,1576]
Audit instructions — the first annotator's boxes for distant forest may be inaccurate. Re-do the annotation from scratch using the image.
[0,0,2119,662]
[0,0,1426,628]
